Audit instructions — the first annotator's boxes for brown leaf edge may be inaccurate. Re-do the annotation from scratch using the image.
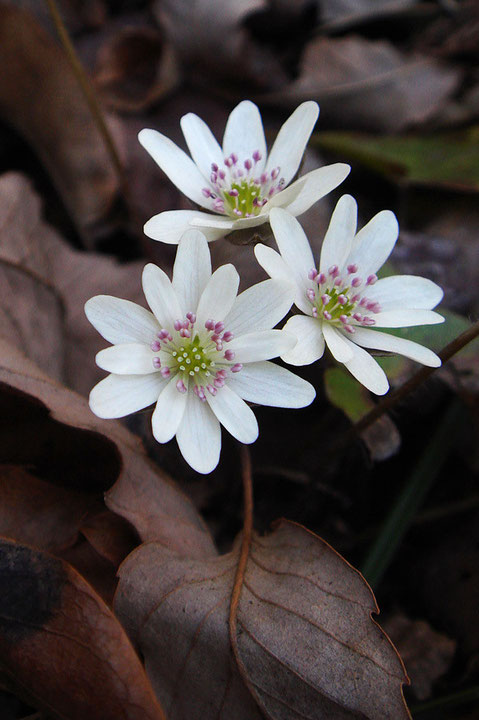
[229,447,411,719]
[0,536,166,720]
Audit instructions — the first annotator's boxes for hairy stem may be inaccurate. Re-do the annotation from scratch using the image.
[229,445,254,642]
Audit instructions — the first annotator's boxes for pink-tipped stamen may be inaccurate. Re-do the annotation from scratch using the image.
[176,379,187,393]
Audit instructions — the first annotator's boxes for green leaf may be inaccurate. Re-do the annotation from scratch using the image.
[324,366,374,421]
[312,127,479,192]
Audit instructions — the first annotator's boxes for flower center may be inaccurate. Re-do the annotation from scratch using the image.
[306,265,381,333]
[150,313,242,400]
[202,151,285,219]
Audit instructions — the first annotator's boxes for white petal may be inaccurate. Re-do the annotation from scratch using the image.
[342,340,389,395]
[372,309,444,328]
[176,392,221,474]
[206,385,258,444]
[152,375,188,443]
[173,230,211,313]
[364,275,444,311]
[265,101,319,185]
[222,101,266,169]
[227,361,316,408]
[269,207,315,301]
[96,343,156,374]
[351,327,441,367]
[345,210,398,278]
[268,164,351,217]
[280,315,325,366]
[254,244,311,315]
[85,296,159,345]
[319,195,357,274]
[89,373,164,418]
[229,214,268,231]
[144,210,228,245]
[223,279,294,336]
[195,264,239,327]
[190,215,235,231]
[138,129,212,210]
[228,330,295,363]
[180,112,224,181]
[142,264,183,327]
[323,323,355,362]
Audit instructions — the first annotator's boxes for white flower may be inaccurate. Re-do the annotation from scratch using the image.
[255,197,444,395]
[85,230,315,474]
[138,100,350,245]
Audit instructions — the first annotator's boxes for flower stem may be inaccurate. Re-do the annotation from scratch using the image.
[229,445,253,642]
[361,399,463,588]
[353,317,479,438]
[45,0,125,187]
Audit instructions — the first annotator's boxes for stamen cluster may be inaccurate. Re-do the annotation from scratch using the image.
[150,313,242,401]
[306,264,380,333]
[201,151,285,219]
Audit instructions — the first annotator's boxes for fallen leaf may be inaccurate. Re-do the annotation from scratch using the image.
[0,338,216,557]
[313,127,479,192]
[324,367,401,461]
[0,537,166,719]
[154,0,288,90]
[383,613,456,701]
[0,171,144,396]
[263,35,460,132]
[94,25,179,113]
[0,464,95,553]
[115,519,410,719]
[0,5,121,241]
[317,0,418,28]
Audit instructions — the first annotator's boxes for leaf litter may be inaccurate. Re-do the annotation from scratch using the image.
[0,0,478,717]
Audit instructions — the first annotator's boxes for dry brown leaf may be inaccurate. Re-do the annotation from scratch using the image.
[94,25,179,113]
[0,171,144,395]
[383,613,456,701]
[0,4,120,241]
[0,537,166,720]
[262,35,460,132]
[154,0,287,90]
[317,0,418,28]
[115,519,410,719]
[0,338,216,557]
[0,464,95,553]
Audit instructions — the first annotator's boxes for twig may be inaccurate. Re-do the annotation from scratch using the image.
[352,317,479,440]
[45,0,125,187]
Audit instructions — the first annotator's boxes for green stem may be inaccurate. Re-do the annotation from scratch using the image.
[361,399,463,588]
[45,0,125,186]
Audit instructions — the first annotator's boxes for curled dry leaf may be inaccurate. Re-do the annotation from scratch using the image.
[0,464,95,553]
[0,5,120,241]
[0,171,144,395]
[115,519,410,719]
[94,25,180,113]
[0,537,166,720]
[262,35,460,132]
[0,338,215,558]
